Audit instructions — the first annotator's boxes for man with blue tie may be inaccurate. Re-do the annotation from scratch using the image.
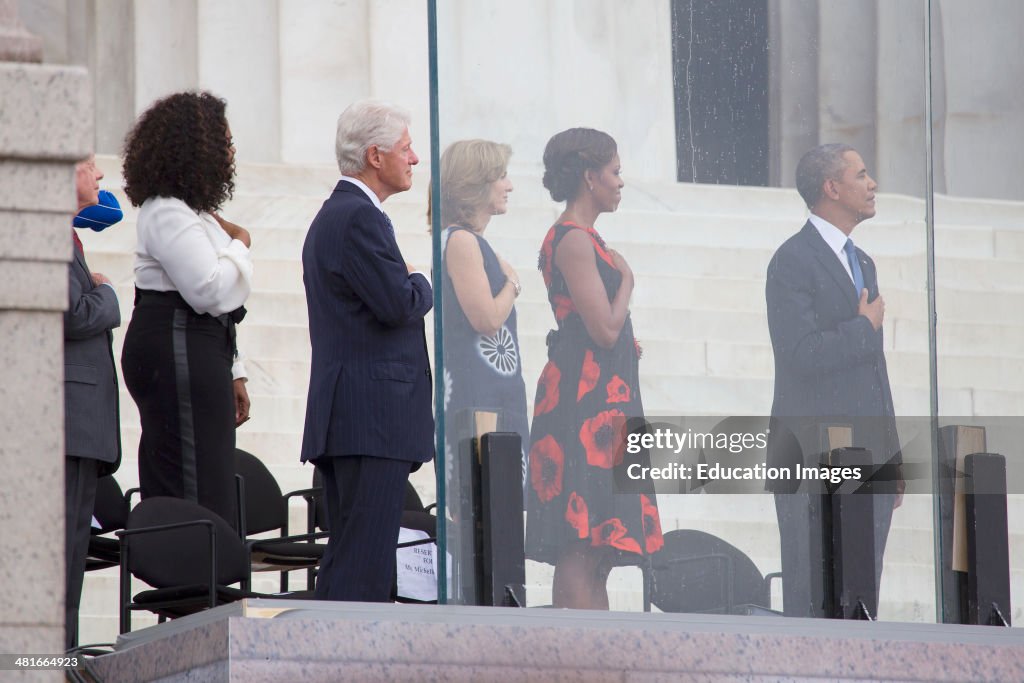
[765,144,904,618]
[301,100,434,601]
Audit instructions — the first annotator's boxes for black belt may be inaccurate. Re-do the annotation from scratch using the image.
[134,288,246,357]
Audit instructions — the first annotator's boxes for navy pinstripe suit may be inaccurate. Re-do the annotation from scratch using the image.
[301,179,434,600]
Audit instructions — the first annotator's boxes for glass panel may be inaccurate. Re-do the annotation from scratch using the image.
[433,0,935,621]
[930,0,1024,626]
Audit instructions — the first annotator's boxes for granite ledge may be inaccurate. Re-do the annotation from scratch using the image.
[85,601,1024,683]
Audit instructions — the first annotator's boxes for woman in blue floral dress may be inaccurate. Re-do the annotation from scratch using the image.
[439,139,530,492]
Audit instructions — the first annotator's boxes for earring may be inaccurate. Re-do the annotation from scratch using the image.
[588,183,594,192]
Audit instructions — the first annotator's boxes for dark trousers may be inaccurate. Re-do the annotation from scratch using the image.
[65,456,99,649]
[774,490,895,617]
[122,297,238,528]
[314,455,412,602]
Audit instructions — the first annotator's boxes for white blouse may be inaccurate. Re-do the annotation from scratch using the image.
[134,196,252,379]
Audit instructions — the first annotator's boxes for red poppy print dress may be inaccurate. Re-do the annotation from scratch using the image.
[526,222,663,565]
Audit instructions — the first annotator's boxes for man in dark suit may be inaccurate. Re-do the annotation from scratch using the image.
[766,143,904,618]
[301,100,433,602]
[65,155,121,647]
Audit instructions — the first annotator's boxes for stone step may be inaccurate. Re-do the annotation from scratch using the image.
[80,209,1024,280]
[95,152,1024,225]
[703,340,1024,387]
[87,277,1024,372]
[94,254,1021,331]
[109,154,1007,229]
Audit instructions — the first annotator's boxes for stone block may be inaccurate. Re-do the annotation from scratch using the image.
[0,62,90,160]
[0,311,64,625]
[0,626,64,683]
[0,209,70,261]
[935,193,1024,230]
[706,341,773,379]
[243,290,309,326]
[893,317,1024,357]
[0,159,76,213]
[242,358,310,397]
[971,389,1024,417]
[0,261,67,310]
[886,350,932,387]
[995,230,1024,260]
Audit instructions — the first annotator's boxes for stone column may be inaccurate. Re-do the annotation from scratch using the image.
[279,0,369,164]
[767,0,819,188]
[817,1,877,172]
[875,0,927,197]
[91,0,135,154]
[0,0,42,61]
[432,0,674,181]
[134,0,198,113]
[18,0,135,155]
[935,0,1024,200]
[0,0,91,675]
[197,0,281,163]
[368,0,429,164]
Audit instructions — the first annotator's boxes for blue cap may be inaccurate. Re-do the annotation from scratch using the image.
[73,190,123,231]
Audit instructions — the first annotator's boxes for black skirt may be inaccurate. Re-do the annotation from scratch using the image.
[121,289,239,528]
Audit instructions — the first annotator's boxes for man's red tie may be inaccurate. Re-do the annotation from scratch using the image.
[72,229,84,255]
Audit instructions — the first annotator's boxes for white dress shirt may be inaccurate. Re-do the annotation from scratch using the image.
[809,213,855,284]
[134,196,252,379]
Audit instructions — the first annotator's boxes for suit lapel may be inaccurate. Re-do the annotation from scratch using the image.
[334,180,400,252]
[799,221,858,312]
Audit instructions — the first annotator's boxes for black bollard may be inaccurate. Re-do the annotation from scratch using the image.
[479,432,525,607]
[964,452,1011,626]
[826,446,877,620]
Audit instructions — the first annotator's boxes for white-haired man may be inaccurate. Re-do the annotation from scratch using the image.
[301,100,434,601]
[65,156,121,646]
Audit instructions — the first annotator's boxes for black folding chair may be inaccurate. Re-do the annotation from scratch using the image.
[235,449,327,591]
[647,529,782,615]
[117,496,312,633]
[85,475,131,572]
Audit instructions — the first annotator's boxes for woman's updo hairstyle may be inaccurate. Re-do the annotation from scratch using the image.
[541,127,617,203]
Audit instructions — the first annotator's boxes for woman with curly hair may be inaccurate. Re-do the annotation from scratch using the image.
[120,91,252,528]
[526,128,662,609]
